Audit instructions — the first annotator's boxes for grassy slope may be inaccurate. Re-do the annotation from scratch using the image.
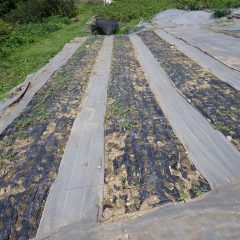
[94,0,240,21]
[1,0,240,100]
[177,0,240,10]
[0,5,95,100]
[94,0,177,33]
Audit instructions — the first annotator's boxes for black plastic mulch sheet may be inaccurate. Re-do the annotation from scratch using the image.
[138,31,240,151]
[103,36,210,218]
[0,37,103,239]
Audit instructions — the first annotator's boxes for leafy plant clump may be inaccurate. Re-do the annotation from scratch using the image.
[2,0,76,23]
[0,16,70,59]
[93,0,240,22]
[212,8,231,18]
[177,0,240,10]
[0,4,95,100]
[94,0,177,22]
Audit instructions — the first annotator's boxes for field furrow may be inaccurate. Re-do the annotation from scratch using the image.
[103,36,210,220]
[139,31,240,150]
[0,36,103,239]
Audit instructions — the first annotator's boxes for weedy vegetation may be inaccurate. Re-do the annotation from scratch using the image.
[1,0,239,99]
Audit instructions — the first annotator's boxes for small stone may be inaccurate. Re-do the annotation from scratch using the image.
[176,162,181,170]
[124,233,129,239]
[227,136,232,142]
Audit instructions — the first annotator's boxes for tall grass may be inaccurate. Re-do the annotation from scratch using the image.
[94,0,240,21]
[0,5,95,100]
[177,0,240,10]
[1,0,240,99]
[94,0,177,22]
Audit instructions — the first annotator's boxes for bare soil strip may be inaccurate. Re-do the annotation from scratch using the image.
[139,31,240,151]
[103,36,210,221]
[0,36,103,239]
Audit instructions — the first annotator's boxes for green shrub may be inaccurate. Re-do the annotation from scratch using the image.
[0,0,18,17]
[0,16,70,59]
[4,0,76,23]
[94,0,176,22]
[94,0,240,23]
[177,0,207,10]
[0,18,15,41]
[177,0,240,10]
[212,8,231,18]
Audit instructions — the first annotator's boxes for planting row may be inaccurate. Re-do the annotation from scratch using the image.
[0,37,103,239]
[103,36,210,220]
[139,31,240,151]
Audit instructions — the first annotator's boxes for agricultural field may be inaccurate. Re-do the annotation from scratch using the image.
[0,0,240,239]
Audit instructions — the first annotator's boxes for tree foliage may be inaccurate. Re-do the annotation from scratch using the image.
[1,0,76,23]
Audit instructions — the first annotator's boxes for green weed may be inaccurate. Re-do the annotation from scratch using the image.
[0,159,9,167]
[213,8,231,18]
[177,0,240,10]
[3,136,14,147]
[0,4,95,100]
[15,117,32,129]
[216,109,231,118]
[94,0,177,22]
[120,176,127,189]
[214,121,232,133]
[0,151,16,161]
[191,186,202,198]
[132,176,141,186]
[16,131,29,140]
[178,188,189,202]
[122,118,133,130]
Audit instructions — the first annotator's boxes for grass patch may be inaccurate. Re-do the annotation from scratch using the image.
[0,4,95,100]
[94,0,240,21]
[94,0,177,33]
[177,0,240,10]
[93,0,240,32]
[1,0,240,100]
[94,0,177,22]
[212,8,231,18]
